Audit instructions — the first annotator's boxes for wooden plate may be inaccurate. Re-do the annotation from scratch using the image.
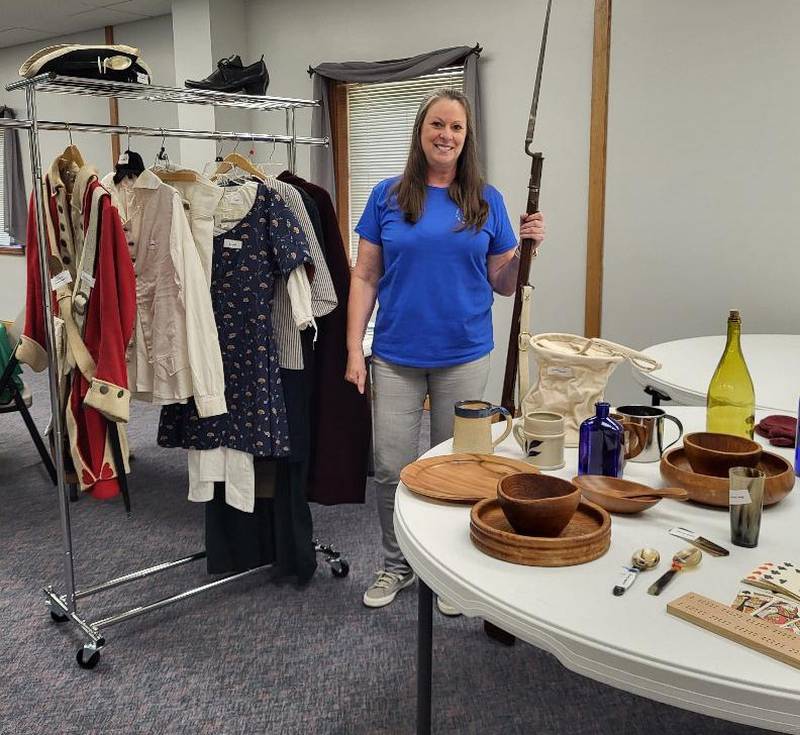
[470,499,611,566]
[400,453,538,505]
[660,447,795,507]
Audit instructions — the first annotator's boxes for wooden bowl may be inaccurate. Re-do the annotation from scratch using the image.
[660,446,795,507]
[496,473,580,537]
[682,432,762,477]
[572,475,663,514]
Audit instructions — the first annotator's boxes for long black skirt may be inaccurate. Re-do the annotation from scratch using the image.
[204,329,316,583]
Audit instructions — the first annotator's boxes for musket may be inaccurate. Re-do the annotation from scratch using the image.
[500,0,552,416]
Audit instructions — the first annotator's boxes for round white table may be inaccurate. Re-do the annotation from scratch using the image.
[395,407,800,734]
[632,335,800,414]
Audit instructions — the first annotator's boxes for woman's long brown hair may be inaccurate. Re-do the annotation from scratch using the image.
[393,88,488,231]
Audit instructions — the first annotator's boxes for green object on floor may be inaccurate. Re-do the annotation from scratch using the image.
[0,323,23,404]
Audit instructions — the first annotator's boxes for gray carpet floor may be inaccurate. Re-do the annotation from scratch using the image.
[0,372,774,735]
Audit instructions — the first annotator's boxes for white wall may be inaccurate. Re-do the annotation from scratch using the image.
[4,2,792,406]
[603,0,800,405]
[0,14,176,321]
[245,0,595,403]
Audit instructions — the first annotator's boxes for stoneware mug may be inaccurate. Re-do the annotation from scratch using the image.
[452,400,513,454]
[513,411,566,470]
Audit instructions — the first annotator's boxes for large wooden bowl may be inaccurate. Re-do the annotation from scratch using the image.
[660,447,794,507]
[683,432,762,477]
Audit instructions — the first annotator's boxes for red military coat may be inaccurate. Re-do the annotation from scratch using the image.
[18,158,136,499]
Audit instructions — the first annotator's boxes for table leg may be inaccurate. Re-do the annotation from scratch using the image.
[483,620,516,646]
[417,579,433,735]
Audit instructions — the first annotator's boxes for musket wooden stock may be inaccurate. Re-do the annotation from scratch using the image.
[500,153,543,415]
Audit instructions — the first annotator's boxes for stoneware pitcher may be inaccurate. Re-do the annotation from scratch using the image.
[452,400,513,454]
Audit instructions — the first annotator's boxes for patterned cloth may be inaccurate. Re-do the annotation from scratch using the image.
[157,184,312,457]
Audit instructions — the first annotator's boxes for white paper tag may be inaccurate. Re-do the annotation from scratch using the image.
[615,567,638,590]
[117,152,129,165]
[136,72,149,84]
[669,527,700,542]
[223,239,243,250]
[50,270,73,291]
[80,271,96,288]
[547,366,574,378]
[729,488,752,506]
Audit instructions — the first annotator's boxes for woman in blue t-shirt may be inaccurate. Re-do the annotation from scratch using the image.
[346,88,546,610]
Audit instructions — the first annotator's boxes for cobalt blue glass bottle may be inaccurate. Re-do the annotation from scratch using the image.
[578,401,624,477]
[795,397,799,476]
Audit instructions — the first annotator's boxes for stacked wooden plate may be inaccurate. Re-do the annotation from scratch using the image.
[400,453,537,504]
[470,499,611,566]
[660,447,795,507]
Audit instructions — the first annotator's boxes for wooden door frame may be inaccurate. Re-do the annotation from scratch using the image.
[329,80,351,253]
[584,0,612,338]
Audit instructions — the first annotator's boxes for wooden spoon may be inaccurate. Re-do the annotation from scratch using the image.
[611,487,689,501]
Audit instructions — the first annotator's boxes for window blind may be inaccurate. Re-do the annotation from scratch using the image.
[346,67,464,264]
[0,134,9,247]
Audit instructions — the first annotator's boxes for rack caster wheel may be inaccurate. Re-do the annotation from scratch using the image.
[76,646,100,670]
[50,609,68,623]
[330,559,349,578]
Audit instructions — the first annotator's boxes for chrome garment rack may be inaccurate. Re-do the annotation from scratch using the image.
[3,74,348,670]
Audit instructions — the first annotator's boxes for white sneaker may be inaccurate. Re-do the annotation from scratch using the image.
[436,597,462,617]
[363,569,416,608]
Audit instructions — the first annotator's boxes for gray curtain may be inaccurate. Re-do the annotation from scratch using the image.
[0,107,27,248]
[310,44,482,207]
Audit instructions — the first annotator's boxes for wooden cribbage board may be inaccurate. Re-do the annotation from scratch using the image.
[667,592,800,670]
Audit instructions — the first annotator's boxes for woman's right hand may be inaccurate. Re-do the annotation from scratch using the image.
[345,350,368,394]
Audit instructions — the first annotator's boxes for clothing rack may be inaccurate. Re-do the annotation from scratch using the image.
[3,74,348,670]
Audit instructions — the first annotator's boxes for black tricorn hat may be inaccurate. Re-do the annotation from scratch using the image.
[19,44,152,84]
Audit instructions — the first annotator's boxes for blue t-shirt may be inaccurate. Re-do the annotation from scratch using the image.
[355,176,518,368]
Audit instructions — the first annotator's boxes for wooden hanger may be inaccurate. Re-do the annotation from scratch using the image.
[154,167,200,183]
[59,124,84,168]
[59,144,84,169]
[214,152,265,182]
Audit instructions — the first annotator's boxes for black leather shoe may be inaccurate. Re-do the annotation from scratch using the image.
[185,54,269,95]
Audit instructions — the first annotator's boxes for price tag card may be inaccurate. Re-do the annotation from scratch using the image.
[730,488,752,506]
[669,527,700,542]
[50,270,73,291]
[223,239,243,250]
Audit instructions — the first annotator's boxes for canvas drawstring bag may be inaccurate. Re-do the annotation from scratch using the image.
[520,333,661,446]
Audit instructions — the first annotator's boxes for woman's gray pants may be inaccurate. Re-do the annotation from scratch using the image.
[370,354,491,574]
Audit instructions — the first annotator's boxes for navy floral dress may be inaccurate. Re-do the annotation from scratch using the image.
[158,183,311,457]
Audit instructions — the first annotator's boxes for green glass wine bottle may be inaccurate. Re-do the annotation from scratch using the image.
[706,310,756,438]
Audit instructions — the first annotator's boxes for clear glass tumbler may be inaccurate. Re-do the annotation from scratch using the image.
[729,466,766,548]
